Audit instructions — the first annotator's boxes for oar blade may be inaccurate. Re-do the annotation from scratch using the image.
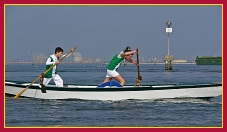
[14,87,29,99]
[136,76,142,86]
[138,75,142,80]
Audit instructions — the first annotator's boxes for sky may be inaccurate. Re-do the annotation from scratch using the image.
[5,5,222,62]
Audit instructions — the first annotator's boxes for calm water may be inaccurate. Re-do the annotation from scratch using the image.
[5,63,222,127]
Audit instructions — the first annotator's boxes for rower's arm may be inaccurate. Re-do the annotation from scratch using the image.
[120,50,137,57]
[62,48,75,58]
[127,58,137,65]
[46,57,55,65]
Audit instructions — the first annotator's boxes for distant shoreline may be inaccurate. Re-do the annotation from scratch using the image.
[5,62,196,65]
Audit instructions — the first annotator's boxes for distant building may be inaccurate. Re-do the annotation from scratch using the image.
[96,58,101,63]
[33,53,47,63]
[73,52,82,62]
[173,59,188,63]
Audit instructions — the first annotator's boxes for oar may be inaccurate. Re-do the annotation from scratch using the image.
[136,48,142,86]
[14,47,77,99]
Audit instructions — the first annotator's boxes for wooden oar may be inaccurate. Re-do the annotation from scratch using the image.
[136,48,142,86]
[14,47,77,99]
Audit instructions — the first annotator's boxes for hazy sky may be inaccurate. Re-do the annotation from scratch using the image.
[6,5,222,62]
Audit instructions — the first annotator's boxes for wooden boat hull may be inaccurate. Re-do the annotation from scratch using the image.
[5,81,222,100]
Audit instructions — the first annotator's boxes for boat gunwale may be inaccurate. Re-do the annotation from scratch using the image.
[5,81,222,92]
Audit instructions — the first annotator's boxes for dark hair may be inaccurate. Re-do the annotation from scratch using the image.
[55,47,63,54]
[124,46,132,53]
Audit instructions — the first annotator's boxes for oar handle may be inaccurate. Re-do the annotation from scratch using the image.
[14,47,76,99]
[136,48,142,86]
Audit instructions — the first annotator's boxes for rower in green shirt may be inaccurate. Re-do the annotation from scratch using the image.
[101,46,138,86]
[41,47,75,87]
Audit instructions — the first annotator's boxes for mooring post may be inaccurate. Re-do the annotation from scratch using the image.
[165,21,174,70]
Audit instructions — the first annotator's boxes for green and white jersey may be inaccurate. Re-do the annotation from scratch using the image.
[107,52,125,71]
[45,54,59,78]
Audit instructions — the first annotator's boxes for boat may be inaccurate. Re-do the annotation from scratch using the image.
[5,80,222,101]
[195,56,222,65]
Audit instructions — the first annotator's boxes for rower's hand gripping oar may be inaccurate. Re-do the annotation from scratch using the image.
[136,48,142,86]
[13,47,77,99]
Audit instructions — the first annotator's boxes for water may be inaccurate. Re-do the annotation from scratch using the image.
[5,63,222,127]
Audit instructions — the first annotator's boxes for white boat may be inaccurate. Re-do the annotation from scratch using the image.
[5,80,222,101]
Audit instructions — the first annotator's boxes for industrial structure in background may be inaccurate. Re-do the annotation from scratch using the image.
[32,52,47,64]
[73,52,82,62]
[10,51,189,64]
[72,52,101,63]
[7,51,190,66]
[164,21,174,70]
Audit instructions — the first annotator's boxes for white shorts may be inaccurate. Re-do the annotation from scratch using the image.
[106,70,119,78]
[43,74,63,87]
